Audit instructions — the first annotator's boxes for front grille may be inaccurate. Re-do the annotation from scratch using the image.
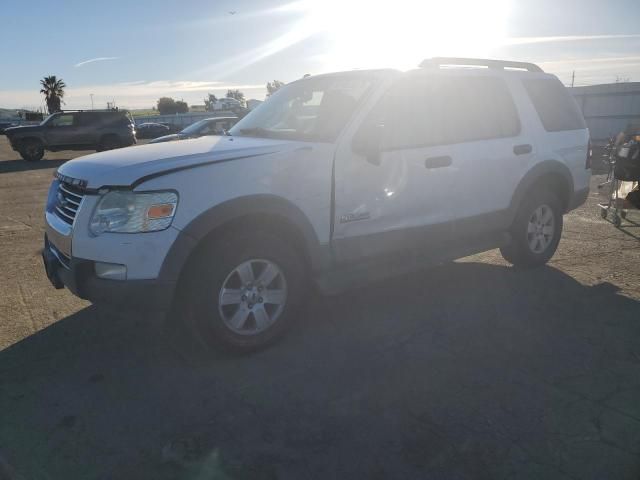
[53,182,84,225]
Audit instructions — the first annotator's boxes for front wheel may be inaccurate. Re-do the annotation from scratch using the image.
[500,189,563,268]
[181,231,306,352]
[20,139,44,161]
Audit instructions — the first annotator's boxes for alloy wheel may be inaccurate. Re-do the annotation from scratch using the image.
[527,204,555,254]
[217,259,288,335]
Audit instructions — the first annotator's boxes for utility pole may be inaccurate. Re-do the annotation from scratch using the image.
[90,93,94,110]
[571,70,575,88]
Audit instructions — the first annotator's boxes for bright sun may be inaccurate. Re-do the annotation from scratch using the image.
[297,0,511,71]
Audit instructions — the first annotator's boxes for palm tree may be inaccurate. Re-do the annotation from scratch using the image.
[40,76,66,114]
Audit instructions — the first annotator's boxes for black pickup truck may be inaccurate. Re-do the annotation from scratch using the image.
[5,110,136,161]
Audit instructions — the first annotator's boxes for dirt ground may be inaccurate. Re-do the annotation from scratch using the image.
[1,137,639,479]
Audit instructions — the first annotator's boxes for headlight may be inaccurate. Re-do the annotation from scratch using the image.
[89,190,178,235]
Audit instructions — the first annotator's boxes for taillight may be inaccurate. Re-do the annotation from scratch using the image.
[586,139,592,169]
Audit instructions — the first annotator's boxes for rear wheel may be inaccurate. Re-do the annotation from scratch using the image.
[500,189,563,268]
[181,231,306,352]
[613,214,622,227]
[19,139,44,161]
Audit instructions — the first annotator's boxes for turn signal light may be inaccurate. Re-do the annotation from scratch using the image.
[147,203,175,219]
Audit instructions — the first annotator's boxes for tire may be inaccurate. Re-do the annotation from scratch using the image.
[181,230,307,353]
[98,134,121,151]
[613,215,621,227]
[19,139,44,161]
[500,189,563,268]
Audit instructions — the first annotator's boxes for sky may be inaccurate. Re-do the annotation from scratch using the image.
[1,0,640,111]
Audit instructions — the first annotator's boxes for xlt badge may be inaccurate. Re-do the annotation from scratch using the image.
[339,212,371,224]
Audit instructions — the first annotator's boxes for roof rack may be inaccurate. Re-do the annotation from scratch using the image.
[420,57,543,73]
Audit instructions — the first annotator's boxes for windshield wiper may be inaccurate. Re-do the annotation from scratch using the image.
[238,127,276,138]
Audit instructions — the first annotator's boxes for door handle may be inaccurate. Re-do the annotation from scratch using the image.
[425,156,452,169]
[513,144,532,155]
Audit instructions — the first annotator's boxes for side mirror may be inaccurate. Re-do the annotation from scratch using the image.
[352,123,383,166]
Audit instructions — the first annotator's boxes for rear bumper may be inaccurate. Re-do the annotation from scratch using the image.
[568,186,590,212]
[43,235,176,311]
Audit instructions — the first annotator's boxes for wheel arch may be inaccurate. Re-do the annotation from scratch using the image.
[508,160,574,223]
[16,136,44,150]
[158,194,329,289]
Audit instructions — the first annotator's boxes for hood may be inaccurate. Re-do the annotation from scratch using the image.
[4,125,41,136]
[149,133,186,144]
[57,135,301,190]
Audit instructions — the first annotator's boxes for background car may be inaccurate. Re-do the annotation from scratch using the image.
[135,122,170,139]
[149,117,238,144]
[0,122,16,134]
[4,110,136,161]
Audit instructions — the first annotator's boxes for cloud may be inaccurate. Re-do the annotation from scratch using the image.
[74,57,120,68]
[0,80,267,109]
[503,34,640,46]
[539,55,640,68]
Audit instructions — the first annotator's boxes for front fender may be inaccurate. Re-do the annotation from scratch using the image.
[157,194,329,285]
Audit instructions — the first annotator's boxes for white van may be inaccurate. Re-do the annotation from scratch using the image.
[43,58,591,351]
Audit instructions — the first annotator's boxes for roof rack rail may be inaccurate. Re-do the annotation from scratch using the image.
[58,108,123,113]
[420,57,543,73]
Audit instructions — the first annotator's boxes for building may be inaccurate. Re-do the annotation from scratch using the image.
[212,97,244,111]
[570,82,640,144]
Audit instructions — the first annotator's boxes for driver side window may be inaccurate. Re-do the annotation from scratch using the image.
[204,122,223,135]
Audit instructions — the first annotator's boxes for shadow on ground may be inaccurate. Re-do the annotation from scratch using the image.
[0,158,68,174]
[2,263,640,479]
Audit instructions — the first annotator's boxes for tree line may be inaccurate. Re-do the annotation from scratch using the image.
[37,76,287,115]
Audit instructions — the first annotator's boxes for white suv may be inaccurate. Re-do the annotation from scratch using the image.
[43,58,591,351]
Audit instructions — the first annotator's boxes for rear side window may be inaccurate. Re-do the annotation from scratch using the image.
[98,112,131,126]
[77,113,99,126]
[523,78,586,132]
[439,76,521,141]
[377,75,520,150]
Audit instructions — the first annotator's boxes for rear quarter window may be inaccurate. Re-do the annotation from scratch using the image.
[99,112,131,126]
[523,78,586,132]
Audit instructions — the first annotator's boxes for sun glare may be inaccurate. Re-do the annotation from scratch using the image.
[189,0,510,80]
[300,0,510,71]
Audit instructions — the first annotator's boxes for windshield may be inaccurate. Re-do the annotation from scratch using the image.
[181,119,210,135]
[228,75,375,142]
